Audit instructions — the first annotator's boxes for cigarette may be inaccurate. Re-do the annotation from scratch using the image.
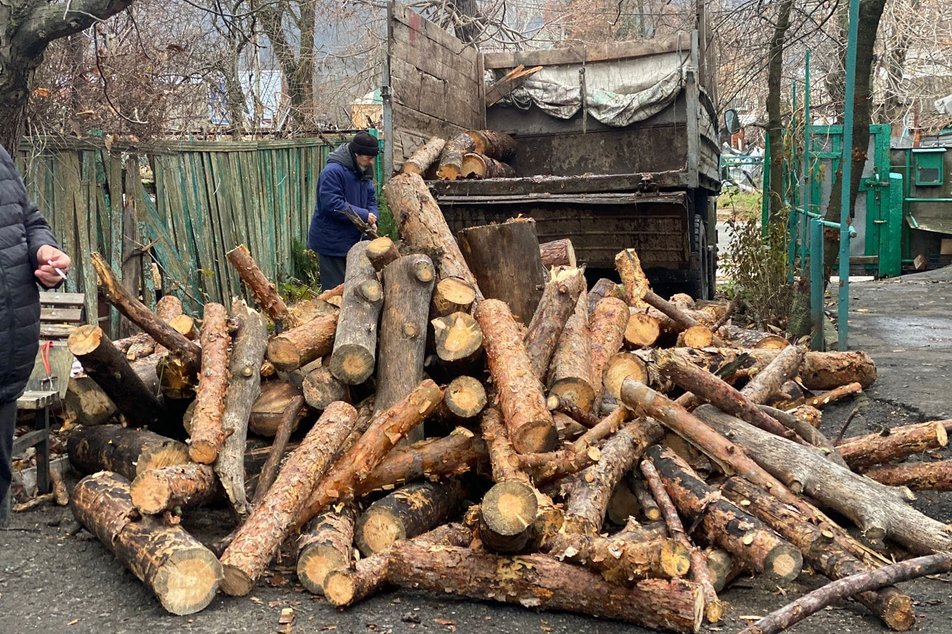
[48,260,68,280]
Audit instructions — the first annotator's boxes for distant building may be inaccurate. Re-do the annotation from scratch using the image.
[209,69,289,130]
[351,89,382,129]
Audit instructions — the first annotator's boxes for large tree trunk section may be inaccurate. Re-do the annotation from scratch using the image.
[358,427,485,494]
[431,311,484,368]
[615,248,650,307]
[220,402,359,596]
[67,425,189,481]
[694,405,952,553]
[355,480,462,555]
[740,345,803,405]
[329,242,384,385]
[436,132,477,180]
[431,277,477,317]
[524,267,585,379]
[225,245,290,326]
[648,446,803,583]
[67,325,173,435]
[187,303,231,465]
[625,311,662,349]
[459,218,546,325]
[562,419,664,536]
[864,460,952,491]
[366,237,401,272]
[441,376,488,421]
[296,505,357,595]
[836,421,948,471]
[323,523,474,607]
[402,136,447,176]
[91,253,201,371]
[251,395,306,504]
[386,173,481,295]
[374,255,436,431]
[539,239,577,268]
[266,312,339,373]
[215,300,267,516]
[740,552,952,634]
[603,352,649,401]
[461,152,516,179]
[468,130,517,161]
[130,463,223,515]
[302,366,348,411]
[475,299,556,453]
[296,380,444,529]
[589,297,631,410]
[249,380,304,437]
[71,472,222,615]
[62,376,117,427]
[721,477,916,631]
[548,291,595,412]
[386,543,704,633]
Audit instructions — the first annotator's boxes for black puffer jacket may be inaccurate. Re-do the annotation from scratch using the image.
[0,145,59,403]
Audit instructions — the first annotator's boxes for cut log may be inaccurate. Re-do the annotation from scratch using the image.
[461,152,516,179]
[705,548,742,592]
[589,297,630,409]
[323,523,473,608]
[215,299,267,517]
[548,394,600,428]
[629,470,663,522]
[365,236,401,272]
[355,480,462,555]
[386,543,704,633]
[603,352,648,401]
[539,239,576,268]
[302,366,348,411]
[431,311,484,368]
[719,325,789,349]
[402,136,446,176]
[442,376,487,420]
[676,325,714,348]
[562,419,664,536]
[296,504,356,595]
[67,325,173,435]
[387,173,481,296]
[803,382,863,408]
[329,242,384,385]
[226,244,290,325]
[524,266,585,379]
[249,380,304,437]
[61,375,117,427]
[67,425,189,481]
[295,380,444,529]
[458,218,546,325]
[739,552,952,634]
[864,460,952,491]
[648,446,803,583]
[722,476,916,631]
[122,294,184,360]
[130,463,223,515]
[625,311,661,349]
[588,278,623,314]
[759,405,847,467]
[374,255,436,427]
[436,132,477,180]
[694,405,952,553]
[467,130,517,161]
[548,291,595,412]
[168,314,198,340]
[836,421,948,471]
[475,299,556,453]
[267,312,339,373]
[615,248,650,308]
[220,401,359,596]
[156,354,196,402]
[542,529,692,583]
[286,297,337,334]
[71,472,222,615]
[187,303,231,465]
[252,395,306,504]
[740,345,803,405]
[431,276,477,317]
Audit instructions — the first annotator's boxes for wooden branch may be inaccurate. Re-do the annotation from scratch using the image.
[525,266,585,379]
[17,0,135,54]
[436,132,477,180]
[266,312,338,372]
[836,420,948,471]
[225,245,290,325]
[615,248,650,307]
[187,303,231,464]
[401,136,446,175]
[355,480,462,555]
[803,382,863,408]
[540,529,691,583]
[864,459,952,491]
[252,395,305,504]
[740,345,803,405]
[590,297,630,411]
[548,290,595,412]
[485,65,542,106]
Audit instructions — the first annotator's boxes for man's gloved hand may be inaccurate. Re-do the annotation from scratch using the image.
[368,213,377,227]
[35,245,71,287]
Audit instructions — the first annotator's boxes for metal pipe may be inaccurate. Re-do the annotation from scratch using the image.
[801,50,812,274]
[787,81,798,281]
[810,218,825,350]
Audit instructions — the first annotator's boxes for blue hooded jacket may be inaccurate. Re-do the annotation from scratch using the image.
[307,144,378,257]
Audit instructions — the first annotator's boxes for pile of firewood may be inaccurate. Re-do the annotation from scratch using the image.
[62,166,952,633]
[403,131,517,180]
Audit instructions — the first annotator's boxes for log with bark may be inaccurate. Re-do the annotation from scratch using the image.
[67,425,189,481]
[467,130,517,161]
[266,312,339,373]
[475,299,556,453]
[71,471,222,615]
[130,463,223,515]
[431,311,484,370]
[548,291,595,412]
[251,395,306,504]
[589,297,630,410]
[220,401,359,595]
[61,375,117,427]
[436,132,477,180]
[402,136,446,176]
[836,420,948,471]
[588,278,623,313]
[365,236,401,271]
[431,276,477,317]
[302,366,347,411]
[226,244,290,325]
[355,480,463,555]
[188,303,231,465]
[121,294,183,360]
[459,218,546,325]
[461,152,516,179]
[539,238,576,268]
[615,248,650,308]
[864,459,952,491]
[441,376,488,421]
[296,504,356,595]
[524,266,585,379]
[625,311,662,349]
[629,471,663,522]
[803,382,863,408]
[249,380,304,437]
[329,242,384,385]
[740,345,803,405]
[602,352,649,401]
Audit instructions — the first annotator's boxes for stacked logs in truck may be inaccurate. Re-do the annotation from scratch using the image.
[62,144,950,633]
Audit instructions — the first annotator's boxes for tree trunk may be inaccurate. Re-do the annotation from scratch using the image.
[459,218,546,325]
[249,380,304,437]
[603,352,648,401]
[629,471,663,521]
[386,543,705,633]
[251,395,306,504]
[402,136,447,175]
[864,460,952,491]
[226,245,290,325]
[266,312,338,373]
[461,152,516,179]
[220,401,359,596]
[468,130,517,160]
[67,424,188,481]
[766,0,794,222]
[542,529,691,583]
[188,303,231,465]
[62,375,117,427]
[524,267,585,379]
[648,446,803,583]
[329,242,384,385]
[539,239,576,268]
[120,295,184,360]
[296,504,356,595]
[302,366,347,411]
[215,300,267,516]
[441,375,488,421]
[437,132,477,180]
[836,420,948,471]
[365,236,401,271]
[355,480,462,555]
[67,325,173,435]
[431,277,477,317]
[130,463,223,515]
[71,472,221,615]
[588,278,623,314]
[589,297,630,411]
[475,299,556,453]
[548,291,595,413]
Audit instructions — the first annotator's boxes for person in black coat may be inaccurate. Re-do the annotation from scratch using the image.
[0,145,71,525]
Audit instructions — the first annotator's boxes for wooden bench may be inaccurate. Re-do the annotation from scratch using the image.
[14,292,84,494]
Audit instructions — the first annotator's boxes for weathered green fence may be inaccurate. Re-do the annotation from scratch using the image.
[17,135,382,331]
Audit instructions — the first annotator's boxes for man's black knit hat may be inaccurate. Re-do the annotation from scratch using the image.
[350,131,379,156]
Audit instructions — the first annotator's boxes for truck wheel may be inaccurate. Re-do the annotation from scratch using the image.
[688,215,711,300]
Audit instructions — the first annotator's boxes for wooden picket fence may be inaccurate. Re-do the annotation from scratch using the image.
[17,135,382,335]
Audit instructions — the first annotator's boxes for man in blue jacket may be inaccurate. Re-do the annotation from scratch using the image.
[307,131,379,289]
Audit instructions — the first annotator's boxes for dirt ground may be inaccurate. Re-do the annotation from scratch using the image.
[3,267,952,634]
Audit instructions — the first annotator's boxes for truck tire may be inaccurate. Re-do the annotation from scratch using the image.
[687,215,712,300]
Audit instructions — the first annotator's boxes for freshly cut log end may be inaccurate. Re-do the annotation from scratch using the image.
[677,325,714,348]
[303,366,348,411]
[249,381,304,437]
[461,152,516,179]
[297,505,356,595]
[366,237,401,271]
[402,136,446,176]
[436,132,477,181]
[479,480,539,553]
[444,376,487,419]
[431,312,483,363]
[625,312,661,348]
[67,425,189,481]
[130,463,220,515]
[603,352,648,400]
[267,312,339,373]
[330,344,376,386]
[168,314,197,340]
[355,480,461,556]
[431,277,477,317]
[549,378,596,415]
